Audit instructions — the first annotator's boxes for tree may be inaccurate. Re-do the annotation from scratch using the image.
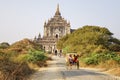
[57,25,120,54]
[0,42,10,49]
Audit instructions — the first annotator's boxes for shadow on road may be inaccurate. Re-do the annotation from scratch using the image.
[61,69,108,78]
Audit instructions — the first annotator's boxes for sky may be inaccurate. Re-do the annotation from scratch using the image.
[0,0,120,44]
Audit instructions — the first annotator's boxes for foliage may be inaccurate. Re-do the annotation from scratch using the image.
[113,55,120,64]
[83,52,120,65]
[109,44,120,52]
[84,57,98,65]
[57,25,120,54]
[57,25,120,67]
[57,34,70,49]
[26,50,48,63]
[9,49,48,64]
[0,39,47,80]
[0,42,10,49]
[62,46,70,54]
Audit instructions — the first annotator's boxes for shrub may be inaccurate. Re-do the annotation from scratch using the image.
[27,50,48,63]
[83,52,120,65]
[13,54,28,63]
[113,56,120,64]
[84,57,98,65]
[0,42,10,49]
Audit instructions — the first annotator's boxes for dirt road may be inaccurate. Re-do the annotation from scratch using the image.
[30,55,120,80]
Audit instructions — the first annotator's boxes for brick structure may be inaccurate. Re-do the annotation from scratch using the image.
[34,4,72,54]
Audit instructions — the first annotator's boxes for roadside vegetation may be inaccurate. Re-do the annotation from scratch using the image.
[0,39,48,80]
[57,25,120,76]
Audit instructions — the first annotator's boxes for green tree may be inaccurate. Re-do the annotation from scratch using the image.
[0,42,10,49]
[57,25,120,54]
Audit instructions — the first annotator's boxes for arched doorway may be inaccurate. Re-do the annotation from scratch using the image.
[55,50,57,55]
[55,34,58,39]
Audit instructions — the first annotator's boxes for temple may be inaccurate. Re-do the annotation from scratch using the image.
[34,4,73,54]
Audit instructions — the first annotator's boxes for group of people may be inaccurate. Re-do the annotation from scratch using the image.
[66,54,79,69]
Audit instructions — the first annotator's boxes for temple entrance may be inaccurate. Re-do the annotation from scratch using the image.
[55,34,58,39]
[55,50,57,55]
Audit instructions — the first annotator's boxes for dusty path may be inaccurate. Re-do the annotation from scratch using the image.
[30,55,120,80]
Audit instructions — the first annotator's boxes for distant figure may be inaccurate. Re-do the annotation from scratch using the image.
[59,50,62,57]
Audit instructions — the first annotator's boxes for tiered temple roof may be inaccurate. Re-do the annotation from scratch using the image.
[35,4,71,52]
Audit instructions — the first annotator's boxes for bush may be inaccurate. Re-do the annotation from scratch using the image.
[13,54,28,63]
[84,57,98,65]
[46,51,51,54]
[83,52,120,65]
[113,56,120,64]
[27,50,48,63]
[0,42,10,49]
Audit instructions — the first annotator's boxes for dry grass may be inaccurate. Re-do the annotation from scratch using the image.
[79,61,96,68]
[80,59,120,77]
[99,60,120,76]
[0,39,42,80]
[97,60,119,69]
[0,59,33,80]
[105,68,120,76]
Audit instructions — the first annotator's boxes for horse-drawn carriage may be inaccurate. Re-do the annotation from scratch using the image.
[65,53,80,69]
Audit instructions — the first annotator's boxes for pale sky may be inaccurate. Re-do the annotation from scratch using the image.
[0,0,120,44]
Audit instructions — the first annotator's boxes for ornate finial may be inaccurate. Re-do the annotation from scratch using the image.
[55,4,61,15]
[57,4,59,12]
[38,33,41,38]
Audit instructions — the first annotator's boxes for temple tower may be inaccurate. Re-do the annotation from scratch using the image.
[43,4,70,39]
[35,4,71,53]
